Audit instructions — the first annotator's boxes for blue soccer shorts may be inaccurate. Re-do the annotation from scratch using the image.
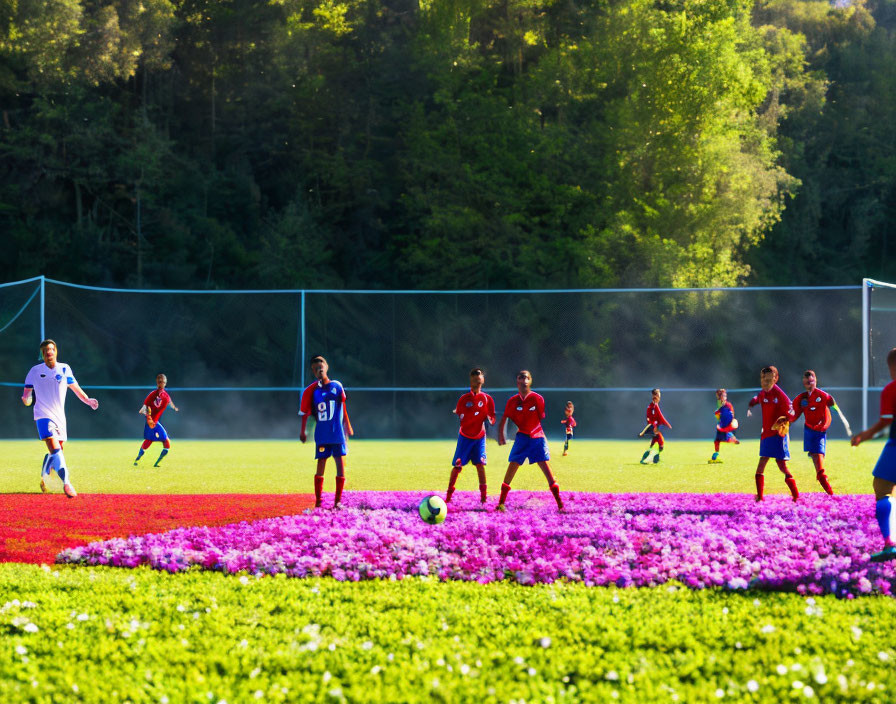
[315,443,348,460]
[872,440,896,483]
[144,422,169,442]
[453,435,487,467]
[36,418,65,442]
[803,427,827,456]
[508,433,550,465]
[759,434,790,460]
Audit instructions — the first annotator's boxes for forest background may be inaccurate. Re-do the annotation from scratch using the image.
[1,0,894,291]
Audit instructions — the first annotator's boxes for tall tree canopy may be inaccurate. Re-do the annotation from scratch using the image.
[1,0,893,289]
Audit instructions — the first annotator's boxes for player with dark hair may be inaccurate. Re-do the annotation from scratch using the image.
[496,370,563,511]
[446,368,495,503]
[747,365,798,502]
[851,347,896,562]
[561,401,576,456]
[790,370,836,495]
[22,339,99,498]
[640,388,671,464]
[299,356,354,508]
[709,388,739,463]
[134,373,179,467]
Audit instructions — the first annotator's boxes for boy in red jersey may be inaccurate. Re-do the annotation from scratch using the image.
[851,348,896,562]
[134,373,179,467]
[791,370,836,495]
[496,370,563,511]
[446,368,496,503]
[747,366,798,501]
[640,389,671,464]
[561,401,576,456]
[299,355,354,508]
[709,388,739,463]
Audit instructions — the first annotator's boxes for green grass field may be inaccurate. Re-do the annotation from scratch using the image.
[0,438,885,495]
[2,438,895,702]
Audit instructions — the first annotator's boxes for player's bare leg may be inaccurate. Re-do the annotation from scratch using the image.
[563,436,570,456]
[810,453,834,495]
[446,461,463,503]
[313,458,327,508]
[475,463,488,503]
[537,461,563,510]
[776,459,799,502]
[497,463,520,511]
[871,477,896,562]
[754,457,769,501]
[333,456,346,508]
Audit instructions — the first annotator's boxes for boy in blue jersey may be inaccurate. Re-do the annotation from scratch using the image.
[299,356,354,508]
[708,388,739,463]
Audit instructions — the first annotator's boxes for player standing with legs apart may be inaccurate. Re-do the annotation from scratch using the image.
[134,374,179,467]
[790,370,838,495]
[709,388,739,463]
[446,368,495,504]
[22,339,99,498]
[561,401,576,456]
[640,389,671,464]
[299,356,354,508]
[496,370,563,511]
[747,365,798,502]
[851,348,896,562]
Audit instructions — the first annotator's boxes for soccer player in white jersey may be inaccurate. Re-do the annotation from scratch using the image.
[22,339,99,497]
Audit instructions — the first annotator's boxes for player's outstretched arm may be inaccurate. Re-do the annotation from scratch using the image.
[299,414,309,443]
[70,382,98,410]
[343,403,354,437]
[852,418,892,446]
[497,415,509,445]
[22,387,33,406]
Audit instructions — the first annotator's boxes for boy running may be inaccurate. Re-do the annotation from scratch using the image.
[299,356,354,508]
[22,339,99,498]
[747,365,798,502]
[134,373,179,467]
[790,370,836,495]
[496,370,563,511]
[640,388,671,464]
[561,401,576,456]
[446,368,495,503]
[709,388,739,463]
[851,347,896,562]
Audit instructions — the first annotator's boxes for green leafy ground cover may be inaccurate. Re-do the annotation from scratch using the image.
[0,438,883,495]
[2,565,896,703]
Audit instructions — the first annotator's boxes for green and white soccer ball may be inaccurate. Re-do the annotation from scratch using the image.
[418,495,447,524]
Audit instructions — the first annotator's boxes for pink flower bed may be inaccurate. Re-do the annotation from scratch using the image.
[57,492,896,597]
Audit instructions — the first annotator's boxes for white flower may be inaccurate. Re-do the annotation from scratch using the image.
[747,680,759,692]
[605,671,619,681]
[776,665,788,675]
[761,624,775,633]
[15,645,27,655]
[23,623,38,633]
[539,637,551,648]
[878,652,890,661]
[715,688,725,698]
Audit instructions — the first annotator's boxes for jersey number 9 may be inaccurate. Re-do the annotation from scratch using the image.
[317,400,335,422]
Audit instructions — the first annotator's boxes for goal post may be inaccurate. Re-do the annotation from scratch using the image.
[863,278,896,430]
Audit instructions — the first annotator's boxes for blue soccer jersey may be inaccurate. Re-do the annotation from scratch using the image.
[310,381,347,445]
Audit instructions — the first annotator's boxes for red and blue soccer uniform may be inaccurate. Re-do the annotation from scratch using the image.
[873,380,896,484]
[792,388,835,456]
[646,402,670,448]
[749,384,795,459]
[505,392,550,464]
[143,388,173,442]
[561,415,576,437]
[300,380,348,459]
[715,401,737,443]
[453,390,496,466]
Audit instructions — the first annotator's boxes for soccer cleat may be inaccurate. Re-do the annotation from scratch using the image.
[63,484,77,499]
[652,452,661,464]
[314,499,322,508]
[870,545,896,562]
[495,503,506,512]
[640,450,651,464]
[562,451,568,456]
[40,479,48,493]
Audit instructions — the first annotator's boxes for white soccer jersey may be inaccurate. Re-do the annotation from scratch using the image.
[24,361,77,434]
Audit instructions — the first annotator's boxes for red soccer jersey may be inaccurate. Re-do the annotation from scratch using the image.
[646,402,670,430]
[503,392,546,438]
[881,379,896,440]
[561,416,577,434]
[298,381,318,417]
[144,389,172,424]
[748,384,795,439]
[455,391,496,439]
[792,388,835,432]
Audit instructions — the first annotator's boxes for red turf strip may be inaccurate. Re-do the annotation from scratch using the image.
[0,494,316,565]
